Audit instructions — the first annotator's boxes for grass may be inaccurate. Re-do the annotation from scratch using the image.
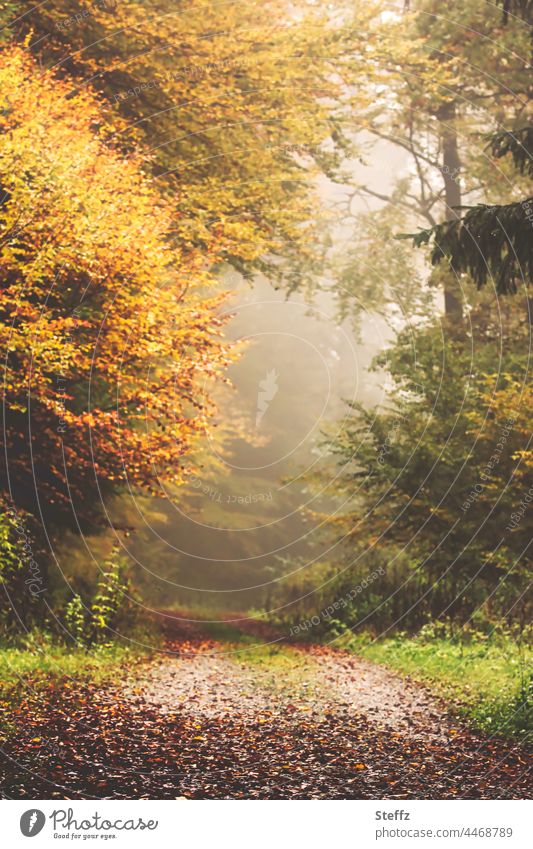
[4,619,530,744]
[0,631,158,737]
[0,630,156,693]
[198,619,258,644]
[345,630,532,742]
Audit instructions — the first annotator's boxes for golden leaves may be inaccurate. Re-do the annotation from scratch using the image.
[0,45,232,518]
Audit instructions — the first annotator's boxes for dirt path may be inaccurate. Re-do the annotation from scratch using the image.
[131,641,449,741]
[1,633,531,799]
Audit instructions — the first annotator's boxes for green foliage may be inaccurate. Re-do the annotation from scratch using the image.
[61,549,134,647]
[0,501,43,629]
[402,118,533,296]
[401,199,533,293]
[489,128,533,177]
[89,550,132,645]
[0,507,24,606]
[0,2,18,35]
[64,593,87,647]
[335,0,533,314]
[349,627,532,741]
[301,310,532,633]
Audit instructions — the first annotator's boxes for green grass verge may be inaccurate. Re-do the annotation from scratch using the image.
[0,641,151,739]
[0,630,157,698]
[345,632,532,742]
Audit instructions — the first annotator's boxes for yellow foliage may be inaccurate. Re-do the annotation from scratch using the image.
[0,45,233,528]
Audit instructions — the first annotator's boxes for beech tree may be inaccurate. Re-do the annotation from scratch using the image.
[0,45,232,532]
[7,0,377,287]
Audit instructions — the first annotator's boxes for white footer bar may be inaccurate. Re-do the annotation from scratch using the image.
[2,799,531,849]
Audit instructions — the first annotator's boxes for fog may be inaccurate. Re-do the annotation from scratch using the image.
[126,141,408,612]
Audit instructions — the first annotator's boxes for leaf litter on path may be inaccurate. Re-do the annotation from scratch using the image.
[0,637,530,799]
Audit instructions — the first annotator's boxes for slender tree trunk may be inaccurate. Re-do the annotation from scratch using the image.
[438,101,463,319]
[527,296,533,325]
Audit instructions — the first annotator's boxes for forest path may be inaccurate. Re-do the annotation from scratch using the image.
[129,638,449,742]
[1,620,530,799]
[113,618,529,799]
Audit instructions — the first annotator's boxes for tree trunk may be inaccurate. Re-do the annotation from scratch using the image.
[527,295,533,325]
[439,101,463,320]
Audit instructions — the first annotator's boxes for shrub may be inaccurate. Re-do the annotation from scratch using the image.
[89,550,132,645]
[64,593,88,648]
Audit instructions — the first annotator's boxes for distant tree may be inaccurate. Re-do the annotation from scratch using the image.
[341,0,531,318]
[404,1,533,300]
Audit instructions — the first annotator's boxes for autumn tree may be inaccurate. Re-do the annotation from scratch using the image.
[6,0,378,288]
[0,45,232,535]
